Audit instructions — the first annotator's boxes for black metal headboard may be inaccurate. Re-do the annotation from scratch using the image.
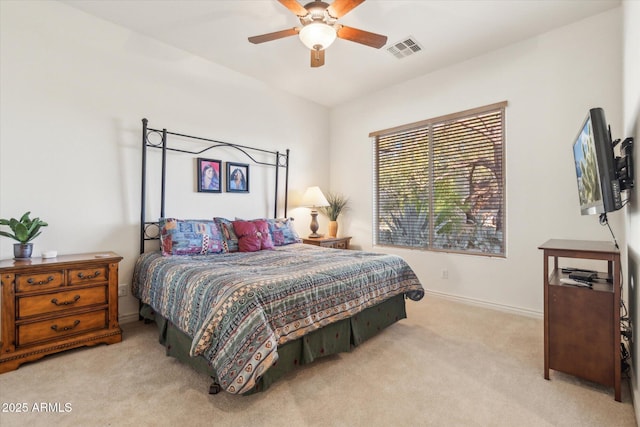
[140,118,290,254]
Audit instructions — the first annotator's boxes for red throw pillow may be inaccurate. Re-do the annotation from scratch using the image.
[232,220,274,252]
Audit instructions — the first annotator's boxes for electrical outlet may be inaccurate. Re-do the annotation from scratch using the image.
[118,284,128,297]
[441,269,448,279]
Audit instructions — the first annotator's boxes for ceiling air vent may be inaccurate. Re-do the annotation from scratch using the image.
[387,37,423,59]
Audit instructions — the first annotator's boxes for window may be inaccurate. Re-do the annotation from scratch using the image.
[371,101,506,256]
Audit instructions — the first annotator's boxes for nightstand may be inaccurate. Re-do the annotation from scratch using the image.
[0,252,123,373]
[302,236,352,249]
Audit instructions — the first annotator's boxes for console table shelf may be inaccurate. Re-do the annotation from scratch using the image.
[539,239,621,401]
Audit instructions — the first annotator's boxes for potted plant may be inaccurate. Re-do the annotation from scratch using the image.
[319,192,349,238]
[0,212,48,259]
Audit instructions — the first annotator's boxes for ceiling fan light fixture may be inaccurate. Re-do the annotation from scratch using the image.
[299,22,336,51]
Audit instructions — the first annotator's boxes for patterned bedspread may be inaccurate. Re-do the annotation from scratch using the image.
[132,243,424,394]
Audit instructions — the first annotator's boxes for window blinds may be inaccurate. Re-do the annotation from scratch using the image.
[372,102,506,256]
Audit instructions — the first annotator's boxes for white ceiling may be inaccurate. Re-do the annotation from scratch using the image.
[62,0,621,107]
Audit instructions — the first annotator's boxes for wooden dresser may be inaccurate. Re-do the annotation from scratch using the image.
[302,236,352,249]
[0,252,123,373]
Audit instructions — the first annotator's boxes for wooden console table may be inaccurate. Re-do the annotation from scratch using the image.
[539,239,621,401]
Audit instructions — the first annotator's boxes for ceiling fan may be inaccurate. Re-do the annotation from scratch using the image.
[248,0,387,68]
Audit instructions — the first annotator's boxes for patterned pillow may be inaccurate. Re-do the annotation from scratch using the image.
[214,217,239,253]
[232,219,274,252]
[160,218,224,256]
[266,218,301,246]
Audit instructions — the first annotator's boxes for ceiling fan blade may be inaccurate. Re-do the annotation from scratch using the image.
[248,28,299,44]
[278,0,309,17]
[327,0,365,19]
[310,49,325,67]
[336,25,387,48]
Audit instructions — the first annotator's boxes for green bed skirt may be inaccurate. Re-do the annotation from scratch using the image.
[140,293,407,394]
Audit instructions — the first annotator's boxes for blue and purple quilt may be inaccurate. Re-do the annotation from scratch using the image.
[132,244,424,394]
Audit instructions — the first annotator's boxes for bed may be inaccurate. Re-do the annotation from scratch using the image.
[135,119,425,394]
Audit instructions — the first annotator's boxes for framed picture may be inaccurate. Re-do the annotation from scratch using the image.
[226,162,249,193]
[197,158,222,193]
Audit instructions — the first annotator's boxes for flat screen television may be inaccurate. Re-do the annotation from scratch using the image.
[572,108,622,215]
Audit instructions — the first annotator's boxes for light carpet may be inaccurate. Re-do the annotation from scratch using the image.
[0,296,635,426]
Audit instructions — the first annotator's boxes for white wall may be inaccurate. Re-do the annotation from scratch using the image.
[0,1,628,321]
[329,8,623,315]
[0,0,330,321]
[622,0,640,419]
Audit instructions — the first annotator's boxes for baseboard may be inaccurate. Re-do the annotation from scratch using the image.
[425,289,543,319]
[119,292,541,324]
[117,292,541,324]
[118,311,140,324]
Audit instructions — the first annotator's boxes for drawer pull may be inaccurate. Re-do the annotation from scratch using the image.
[51,320,80,332]
[27,276,54,285]
[77,271,101,280]
[51,295,81,306]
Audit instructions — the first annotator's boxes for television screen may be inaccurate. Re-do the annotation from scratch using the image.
[573,117,602,214]
[572,108,621,215]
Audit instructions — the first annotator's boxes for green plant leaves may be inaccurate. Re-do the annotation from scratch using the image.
[319,192,349,221]
[0,211,48,243]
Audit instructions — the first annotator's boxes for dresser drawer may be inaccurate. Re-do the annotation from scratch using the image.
[16,271,65,293]
[17,286,108,319]
[17,309,108,346]
[68,266,108,286]
[327,241,348,249]
[303,237,351,250]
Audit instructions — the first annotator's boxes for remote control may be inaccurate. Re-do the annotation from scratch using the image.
[560,278,592,288]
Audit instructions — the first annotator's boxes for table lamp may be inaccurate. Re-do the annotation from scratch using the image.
[300,186,329,238]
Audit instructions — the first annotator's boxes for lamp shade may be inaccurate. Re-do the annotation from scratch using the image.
[299,23,337,51]
[301,186,329,208]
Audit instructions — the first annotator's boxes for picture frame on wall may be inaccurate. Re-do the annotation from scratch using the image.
[226,162,249,193]
[197,158,222,193]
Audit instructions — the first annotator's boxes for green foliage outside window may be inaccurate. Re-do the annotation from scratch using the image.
[373,103,506,256]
